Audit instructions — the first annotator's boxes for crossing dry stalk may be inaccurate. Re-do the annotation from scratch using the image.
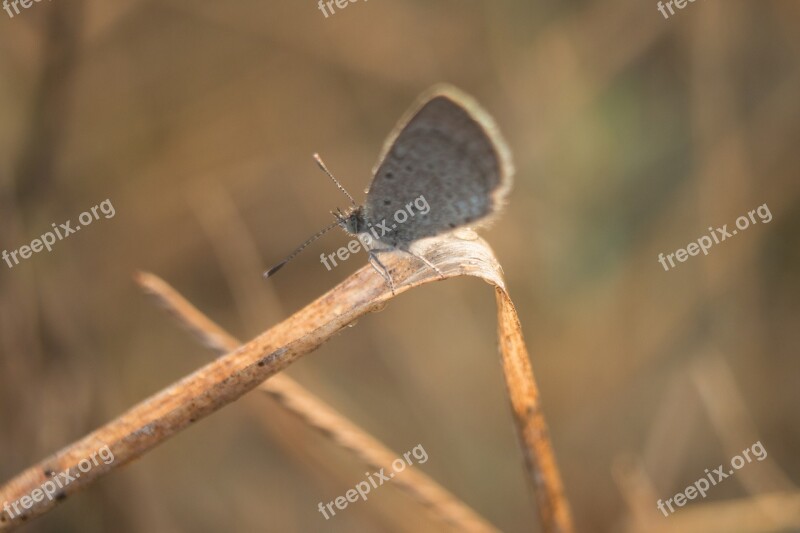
[135,270,500,532]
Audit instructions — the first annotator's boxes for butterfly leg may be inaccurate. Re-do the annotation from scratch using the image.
[368,250,396,295]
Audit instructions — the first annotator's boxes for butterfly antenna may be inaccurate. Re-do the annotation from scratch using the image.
[314,153,356,206]
[263,219,340,279]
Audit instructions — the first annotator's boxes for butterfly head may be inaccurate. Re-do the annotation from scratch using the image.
[333,206,366,236]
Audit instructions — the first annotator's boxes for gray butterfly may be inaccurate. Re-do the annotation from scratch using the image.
[266,84,513,290]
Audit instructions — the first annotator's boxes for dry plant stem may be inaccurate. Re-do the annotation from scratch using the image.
[496,290,573,533]
[135,272,498,533]
[0,234,571,533]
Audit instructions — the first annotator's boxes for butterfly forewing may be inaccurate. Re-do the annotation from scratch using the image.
[363,87,513,246]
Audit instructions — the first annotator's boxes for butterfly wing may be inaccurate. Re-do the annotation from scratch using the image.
[363,85,514,246]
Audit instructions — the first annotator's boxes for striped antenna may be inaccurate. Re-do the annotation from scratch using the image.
[314,153,356,206]
[264,154,356,280]
[263,219,341,279]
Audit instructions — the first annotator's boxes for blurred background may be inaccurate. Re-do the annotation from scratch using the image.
[1,1,799,531]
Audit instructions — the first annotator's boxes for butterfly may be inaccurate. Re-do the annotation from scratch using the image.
[265,84,513,292]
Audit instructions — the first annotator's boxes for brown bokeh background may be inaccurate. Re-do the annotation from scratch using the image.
[1,1,799,532]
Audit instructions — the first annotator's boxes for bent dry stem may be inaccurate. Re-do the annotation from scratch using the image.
[0,233,573,533]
